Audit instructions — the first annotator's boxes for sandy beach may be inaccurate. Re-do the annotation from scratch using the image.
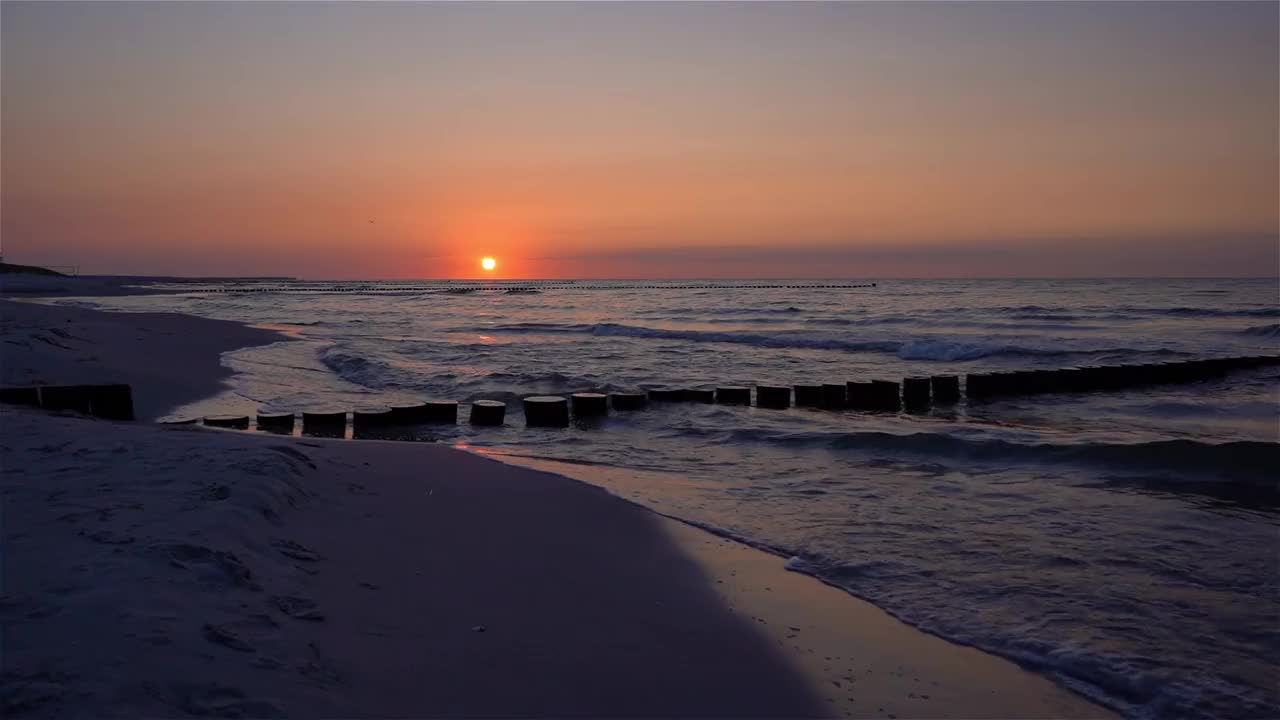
[1,299,285,421]
[2,296,1114,718]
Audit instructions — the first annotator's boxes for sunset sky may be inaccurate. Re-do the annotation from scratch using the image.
[2,1,1276,279]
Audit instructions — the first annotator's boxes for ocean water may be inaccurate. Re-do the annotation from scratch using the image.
[56,278,1279,719]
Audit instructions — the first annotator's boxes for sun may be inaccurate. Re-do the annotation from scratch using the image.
[481,257,497,271]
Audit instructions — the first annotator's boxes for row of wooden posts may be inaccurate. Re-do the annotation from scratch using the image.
[965,354,1278,397]
[194,354,1280,434]
[2,355,1273,433]
[0,383,134,420]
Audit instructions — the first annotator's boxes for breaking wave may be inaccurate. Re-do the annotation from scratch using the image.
[448,322,1177,361]
[1238,323,1280,338]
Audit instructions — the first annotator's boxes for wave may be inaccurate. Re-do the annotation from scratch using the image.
[319,348,395,389]
[688,315,914,327]
[672,427,1279,486]
[1009,312,1085,321]
[590,323,903,353]
[1149,306,1280,319]
[636,305,810,317]
[320,346,617,397]
[450,322,1179,361]
[1238,323,1280,338]
[893,339,1065,361]
[925,304,1280,321]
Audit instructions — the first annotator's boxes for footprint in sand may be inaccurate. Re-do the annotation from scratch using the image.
[1,670,73,715]
[176,684,282,717]
[81,529,135,545]
[202,624,254,652]
[297,643,342,686]
[202,484,231,501]
[164,544,260,591]
[202,614,280,653]
[271,539,322,563]
[272,595,324,621]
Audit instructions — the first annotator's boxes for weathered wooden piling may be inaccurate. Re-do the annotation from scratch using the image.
[610,392,647,411]
[353,406,393,431]
[1198,358,1230,377]
[1003,370,1034,394]
[986,372,1013,396]
[986,371,1015,394]
[1205,358,1227,375]
[469,400,505,426]
[821,383,847,410]
[571,392,609,417]
[0,386,40,407]
[204,415,250,429]
[845,381,874,409]
[388,402,428,423]
[1174,360,1201,379]
[902,377,930,410]
[755,385,791,409]
[1075,366,1106,391]
[716,386,751,405]
[1092,366,1124,389]
[256,412,295,433]
[1176,359,1203,377]
[648,388,684,402]
[86,384,135,420]
[870,380,901,411]
[1053,368,1083,392]
[302,410,347,436]
[683,388,716,403]
[794,384,823,407]
[422,400,459,423]
[524,395,570,427]
[39,385,93,414]
[1148,362,1178,384]
[930,375,960,404]
[1028,369,1058,393]
[965,373,993,399]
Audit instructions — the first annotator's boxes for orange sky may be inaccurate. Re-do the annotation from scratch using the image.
[2,2,1276,278]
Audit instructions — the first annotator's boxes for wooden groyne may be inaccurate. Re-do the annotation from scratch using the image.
[5,355,1275,437]
[0,383,134,420]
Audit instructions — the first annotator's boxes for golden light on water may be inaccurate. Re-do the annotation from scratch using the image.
[481,257,497,271]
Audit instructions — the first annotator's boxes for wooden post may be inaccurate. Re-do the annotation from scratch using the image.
[572,392,609,417]
[715,386,751,405]
[610,392,648,410]
[524,396,570,427]
[755,385,790,409]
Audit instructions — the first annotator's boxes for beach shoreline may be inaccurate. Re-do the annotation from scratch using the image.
[1,298,288,421]
[1,290,1115,718]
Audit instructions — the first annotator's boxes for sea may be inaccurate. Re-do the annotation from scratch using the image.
[52,278,1279,719]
